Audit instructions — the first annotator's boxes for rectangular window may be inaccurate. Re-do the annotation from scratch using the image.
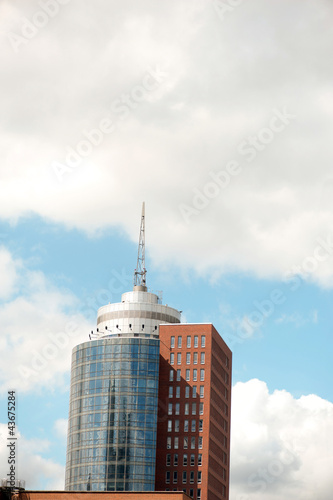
[200,352,205,364]
[169,386,173,398]
[193,352,198,365]
[197,488,201,499]
[192,403,196,415]
[192,386,197,398]
[184,419,189,432]
[177,369,181,382]
[183,471,187,484]
[199,403,204,415]
[171,336,175,348]
[168,420,172,432]
[178,336,182,348]
[176,386,180,398]
[198,454,202,466]
[191,420,196,432]
[191,437,195,449]
[175,403,180,415]
[186,369,190,381]
[183,453,188,466]
[167,437,171,449]
[189,489,194,498]
[173,471,178,484]
[199,419,203,432]
[199,386,204,398]
[185,386,190,398]
[177,353,182,365]
[190,454,195,466]
[175,420,180,432]
[186,353,191,364]
[201,335,206,347]
[174,437,179,449]
[200,369,205,381]
[166,471,170,483]
[194,335,198,347]
[197,471,202,483]
[198,436,203,449]
[174,453,178,466]
[185,403,189,415]
[166,454,171,466]
[168,403,172,415]
[187,335,191,348]
[184,436,188,449]
[193,369,197,381]
[170,353,174,365]
[169,369,174,381]
[190,471,194,484]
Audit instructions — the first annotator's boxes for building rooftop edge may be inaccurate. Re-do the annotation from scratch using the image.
[159,322,213,326]
[23,492,191,496]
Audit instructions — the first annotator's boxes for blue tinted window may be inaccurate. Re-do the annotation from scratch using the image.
[66,338,159,492]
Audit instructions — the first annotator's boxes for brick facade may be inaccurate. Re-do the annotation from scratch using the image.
[155,324,232,500]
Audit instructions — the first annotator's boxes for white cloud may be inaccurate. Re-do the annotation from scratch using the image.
[312,309,318,323]
[217,302,263,348]
[0,423,64,490]
[54,418,68,440]
[0,248,92,394]
[1,0,333,287]
[276,309,318,327]
[230,379,333,500]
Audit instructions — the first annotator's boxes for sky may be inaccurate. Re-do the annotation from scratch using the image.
[0,0,332,498]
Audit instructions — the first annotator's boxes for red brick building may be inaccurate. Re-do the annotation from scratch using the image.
[155,324,232,500]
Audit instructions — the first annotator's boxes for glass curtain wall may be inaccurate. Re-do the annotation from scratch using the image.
[65,338,159,491]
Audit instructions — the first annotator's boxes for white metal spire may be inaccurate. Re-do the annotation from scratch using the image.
[133,202,147,290]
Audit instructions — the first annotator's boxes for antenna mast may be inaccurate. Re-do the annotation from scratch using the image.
[134,202,147,290]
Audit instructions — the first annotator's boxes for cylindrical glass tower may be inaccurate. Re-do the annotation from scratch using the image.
[65,289,181,491]
[65,337,160,491]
